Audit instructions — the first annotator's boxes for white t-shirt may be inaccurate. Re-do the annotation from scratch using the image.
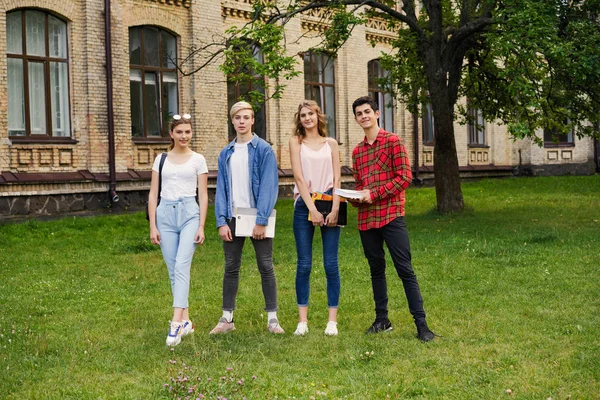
[152,152,208,201]
[229,141,251,210]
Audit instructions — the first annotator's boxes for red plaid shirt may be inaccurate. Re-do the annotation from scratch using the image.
[352,128,412,231]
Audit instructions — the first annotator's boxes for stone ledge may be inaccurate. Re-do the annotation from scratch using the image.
[0,166,358,185]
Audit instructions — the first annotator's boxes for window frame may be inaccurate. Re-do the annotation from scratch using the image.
[543,127,575,148]
[129,26,178,142]
[303,51,336,139]
[422,102,435,146]
[368,59,394,132]
[467,106,487,147]
[7,9,74,143]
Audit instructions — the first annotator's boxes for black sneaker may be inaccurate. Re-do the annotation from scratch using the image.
[365,318,393,334]
[416,322,435,342]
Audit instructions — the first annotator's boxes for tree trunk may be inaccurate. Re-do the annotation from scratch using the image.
[422,0,465,214]
[431,94,464,214]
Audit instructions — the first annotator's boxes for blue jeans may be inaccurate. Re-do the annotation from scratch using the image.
[293,196,341,308]
[157,197,199,309]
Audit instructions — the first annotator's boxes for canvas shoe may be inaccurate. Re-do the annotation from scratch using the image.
[416,321,435,342]
[166,321,182,347]
[324,321,338,336]
[365,318,393,334]
[293,322,309,336]
[209,318,235,335]
[181,320,194,337]
[267,318,285,334]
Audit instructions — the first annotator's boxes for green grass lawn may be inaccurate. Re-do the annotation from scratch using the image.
[1,175,599,399]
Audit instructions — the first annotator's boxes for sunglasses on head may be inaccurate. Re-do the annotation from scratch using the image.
[172,114,191,121]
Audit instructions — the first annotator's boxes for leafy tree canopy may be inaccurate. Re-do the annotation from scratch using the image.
[182,0,600,212]
[212,0,600,140]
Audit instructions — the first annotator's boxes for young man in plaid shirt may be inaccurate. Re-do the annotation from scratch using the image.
[351,96,435,341]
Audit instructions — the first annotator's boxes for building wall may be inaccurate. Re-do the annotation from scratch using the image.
[0,0,596,218]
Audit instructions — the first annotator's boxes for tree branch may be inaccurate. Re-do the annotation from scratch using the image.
[265,0,426,39]
[447,16,494,54]
[181,47,226,76]
[400,0,418,23]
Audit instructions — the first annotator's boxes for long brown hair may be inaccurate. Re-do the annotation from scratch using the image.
[293,100,327,139]
[168,116,193,150]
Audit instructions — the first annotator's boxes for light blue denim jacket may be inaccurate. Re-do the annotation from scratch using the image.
[215,134,279,228]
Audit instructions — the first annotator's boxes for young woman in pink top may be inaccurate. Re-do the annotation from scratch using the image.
[289,100,342,336]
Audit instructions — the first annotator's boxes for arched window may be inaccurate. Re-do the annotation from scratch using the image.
[368,59,394,132]
[129,26,178,138]
[7,9,71,138]
[226,42,266,140]
[304,51,336,138]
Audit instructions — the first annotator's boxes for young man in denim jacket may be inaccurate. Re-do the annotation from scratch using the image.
[210,101,284,334]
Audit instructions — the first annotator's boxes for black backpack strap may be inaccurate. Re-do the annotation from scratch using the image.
[157,152,167,203]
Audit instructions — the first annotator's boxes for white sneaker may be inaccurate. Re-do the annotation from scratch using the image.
[324,321,338,336]
[166,321,182,346]
[294,322,309,336]
[181,320,194,337]
[267,318,285,334]
[209,318,235,335]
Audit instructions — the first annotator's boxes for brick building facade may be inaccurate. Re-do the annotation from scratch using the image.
[0,0,597,219]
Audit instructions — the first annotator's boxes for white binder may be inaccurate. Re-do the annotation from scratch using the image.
[235,208,276,238]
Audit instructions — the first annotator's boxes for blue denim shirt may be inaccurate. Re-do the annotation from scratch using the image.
[215,134,279,228]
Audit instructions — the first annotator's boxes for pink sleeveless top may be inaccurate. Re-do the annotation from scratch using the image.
[293,141,334,199]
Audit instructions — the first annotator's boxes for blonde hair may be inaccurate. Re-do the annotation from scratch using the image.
[293,100,328,139]
[229,101,255,119]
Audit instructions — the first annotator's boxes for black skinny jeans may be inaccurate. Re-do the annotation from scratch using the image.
[359,216,426,323]
[221,218,279,312]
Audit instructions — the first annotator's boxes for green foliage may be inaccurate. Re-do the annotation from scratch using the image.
[380,29,425,115]
[189,0,600,212]
[215,0,600,142]
[323,7,365,55]
[220,11,300,110]
[464,0,600,141]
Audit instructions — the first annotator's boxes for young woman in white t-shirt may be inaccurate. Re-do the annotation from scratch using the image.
[147,114,209,346]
